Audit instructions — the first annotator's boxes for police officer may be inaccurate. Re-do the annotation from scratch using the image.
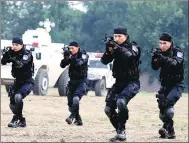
[151,32,185,139]
[1,37,34,128]
[101,26,141,141]
[60,41,88,126]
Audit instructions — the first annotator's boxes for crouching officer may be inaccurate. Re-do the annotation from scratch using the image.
[1,37,34,128]
[151,32,185,139]
[101,26,141,141]
[60,41,89,126]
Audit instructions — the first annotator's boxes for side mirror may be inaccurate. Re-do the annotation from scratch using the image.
[30,47,35,51]
[36,52,41,60]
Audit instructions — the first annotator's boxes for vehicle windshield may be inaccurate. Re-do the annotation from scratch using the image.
[89,60,107,69]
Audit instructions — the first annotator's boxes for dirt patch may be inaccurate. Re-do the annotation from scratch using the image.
[1,86,188,142]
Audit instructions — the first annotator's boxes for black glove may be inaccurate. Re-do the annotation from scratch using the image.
[106,42,115,48]
[152,48,162,58]
[3,51,11,60]
[105,45,113,54]
[106,42,117,54]
[64,50,70,57]
[154,52,162,58]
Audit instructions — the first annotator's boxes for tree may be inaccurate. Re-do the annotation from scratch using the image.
[80,1,129,52]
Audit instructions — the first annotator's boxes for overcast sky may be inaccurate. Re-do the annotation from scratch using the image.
[68,1,87,12]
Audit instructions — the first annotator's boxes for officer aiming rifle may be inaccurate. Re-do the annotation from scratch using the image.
[102,34,123,51]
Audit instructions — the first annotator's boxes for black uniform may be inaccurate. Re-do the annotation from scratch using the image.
[151,44,184,138]
[1,46,34,127]
[101,34,141,140]
[60,48,88,126]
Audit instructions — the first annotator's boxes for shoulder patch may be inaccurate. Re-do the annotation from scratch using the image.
[82,54,87,59]
[23,55,29,60]
[177,52,183,58]
[132,45,138,53]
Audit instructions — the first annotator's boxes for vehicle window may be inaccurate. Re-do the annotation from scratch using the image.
[89,60,107,69]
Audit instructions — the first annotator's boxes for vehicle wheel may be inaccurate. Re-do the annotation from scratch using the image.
[94,79,107,96]
[58,68,70,96]
[33,69,49,96]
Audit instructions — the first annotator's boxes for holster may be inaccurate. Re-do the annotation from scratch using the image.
[156,93,167,109]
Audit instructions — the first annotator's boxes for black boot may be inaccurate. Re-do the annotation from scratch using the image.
[166,124,176,139]
[109,129,126,142]
[18,116,26,127]
[8,115,18,128]
[116,128,126,141]
[110,122,126,142]
[74,113,83,126]
[159,123,176,139]
[159,123,167,138]
[65,113,75,125]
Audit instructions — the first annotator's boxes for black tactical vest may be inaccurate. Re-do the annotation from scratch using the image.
[68,51,88,80]
[112,40,141,81]
[11,47,34,81]
[160,46,184,85]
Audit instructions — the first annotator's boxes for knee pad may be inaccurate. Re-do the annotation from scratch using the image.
[14,93,23,103]
[117,98,129,120]
[73,96,79,105]
[165,107,174,120]
[9,104,16,114]
[116,98,127,111]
